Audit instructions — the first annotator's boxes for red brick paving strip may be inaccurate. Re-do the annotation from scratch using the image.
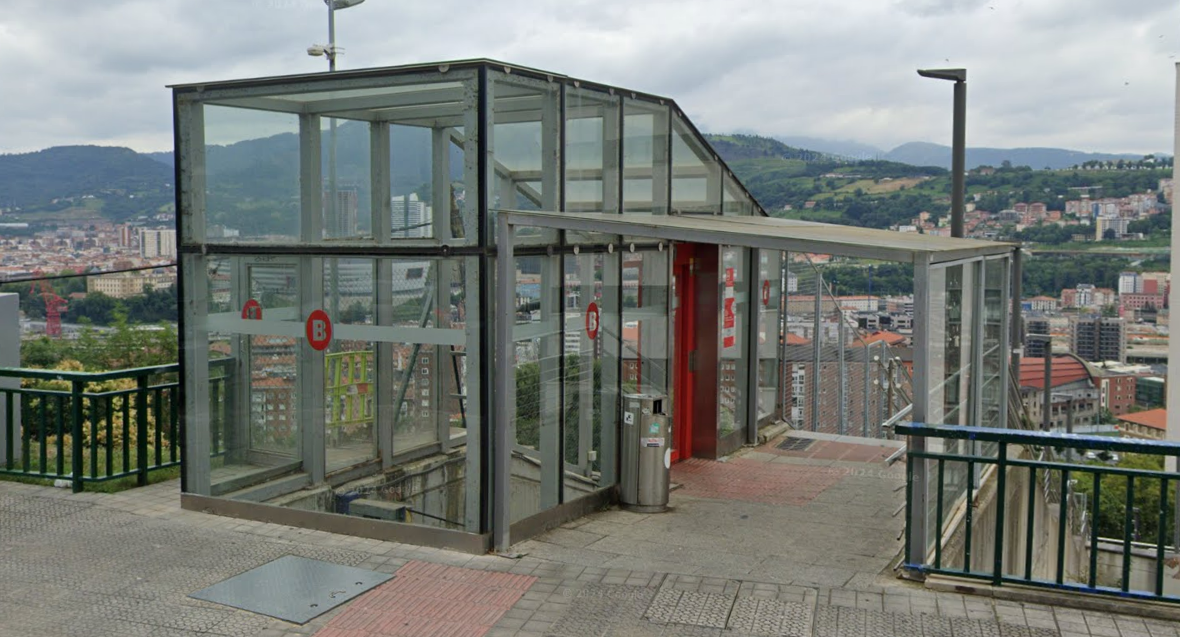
[671,457,844,506]
[315,560,536,637]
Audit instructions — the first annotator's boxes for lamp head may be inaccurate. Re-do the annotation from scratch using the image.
[327,0,366,8]
[307,44,328,57]
[917,68,967,82]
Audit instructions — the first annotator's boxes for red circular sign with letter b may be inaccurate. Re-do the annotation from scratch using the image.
[306,309,333,351]
[585,302,600,340]
[241,299,263,320]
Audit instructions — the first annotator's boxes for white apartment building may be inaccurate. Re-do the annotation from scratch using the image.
[391,193,431,239]
[140,228,176,259]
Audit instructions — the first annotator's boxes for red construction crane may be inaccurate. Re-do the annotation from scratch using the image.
[31,280,67,338]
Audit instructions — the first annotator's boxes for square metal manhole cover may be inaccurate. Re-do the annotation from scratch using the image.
[776,437,814,452]
[189,555,391,624]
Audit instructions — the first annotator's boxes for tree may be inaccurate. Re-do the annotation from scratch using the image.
[1072,454,1174,542]
[1102,228,1117,241]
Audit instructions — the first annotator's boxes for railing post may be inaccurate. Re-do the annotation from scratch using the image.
[4,392,14,470]
[136,374,149,487]
[863,341,871,438]
[70,380,84,493]
[837,304,846,435]
[904,449,915,565]
[993,442,1007,586]
[810,270,822,432]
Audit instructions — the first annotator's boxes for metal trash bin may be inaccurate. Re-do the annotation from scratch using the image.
[620,393,671,512]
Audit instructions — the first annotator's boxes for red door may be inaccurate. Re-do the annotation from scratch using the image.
[672,244,698,462]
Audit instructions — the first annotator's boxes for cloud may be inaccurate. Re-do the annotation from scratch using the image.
[0,0,1176,155]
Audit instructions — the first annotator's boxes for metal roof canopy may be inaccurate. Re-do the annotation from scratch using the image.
[499,210,1015,264]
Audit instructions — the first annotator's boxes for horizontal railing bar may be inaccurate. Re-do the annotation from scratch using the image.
[908,450,1176,481]
[0,388,72,397]
[898,422,1180,456]
[907,564,1180,603]
[0,385,179,400]
[0,364,179,382]
[0,358,229,383]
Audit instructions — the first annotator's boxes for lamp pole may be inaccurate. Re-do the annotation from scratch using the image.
[917,68,967,239]
[310,0,365,320]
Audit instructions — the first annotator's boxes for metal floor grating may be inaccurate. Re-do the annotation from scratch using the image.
[776,437,815,452]
[189,555,391,624]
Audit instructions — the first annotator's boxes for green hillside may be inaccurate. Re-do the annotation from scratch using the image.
[0,146,173,221]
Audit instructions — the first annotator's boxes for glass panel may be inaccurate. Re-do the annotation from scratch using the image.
[672,114,721,214]
[927,261,982,552]
[757,251,782,423]
[324,258,377,472]
[246,263,300,459]
[622,250,670,397]
[565,88,618,214]
[563,252,621,499]
[385,122,464,241]
[511,253,562,522]
[374,256,470,530]
[622,99,669,215]
[389,258,444,453]
[490,75,559,246]
[981,259,1005,430]
[723,174,757,216]
[320,119,371,241]
[203,106,301,243]
[719,247,747,437]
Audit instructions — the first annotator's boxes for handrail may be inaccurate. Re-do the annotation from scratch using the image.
[897,421,1180,455]
[0,359,236,492]
[899,421,1180,603]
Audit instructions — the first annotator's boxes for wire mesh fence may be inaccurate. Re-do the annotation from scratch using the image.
[781,253,913,438]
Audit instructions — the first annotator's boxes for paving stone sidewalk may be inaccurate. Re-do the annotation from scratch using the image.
[1,479,1178,637]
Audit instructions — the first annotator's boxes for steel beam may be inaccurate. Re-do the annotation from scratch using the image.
[811,269,822,432]
[909,253,934,565]
[494,217,515,553]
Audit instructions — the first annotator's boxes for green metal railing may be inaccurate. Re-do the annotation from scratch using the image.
[900,422,1180,603]
[0,359,234,492]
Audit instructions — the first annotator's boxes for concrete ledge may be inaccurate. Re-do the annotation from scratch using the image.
[350,498,408,522]
[225,473,311,502]
[210,461,302,497]
[510,487,616,545]
[755,421,794,446]
[181,493,490,554]
[925,573,1180,622]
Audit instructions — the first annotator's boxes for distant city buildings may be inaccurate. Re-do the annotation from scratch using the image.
[1071,316,1126,364]
[391,193,431,239]
[323,188,359,238]
[139,228,176,259]
[87,270,176,299]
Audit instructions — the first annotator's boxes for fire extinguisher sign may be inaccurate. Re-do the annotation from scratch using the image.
[723,267,736,348]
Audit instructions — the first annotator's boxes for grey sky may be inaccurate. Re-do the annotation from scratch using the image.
[0,0,1176,155]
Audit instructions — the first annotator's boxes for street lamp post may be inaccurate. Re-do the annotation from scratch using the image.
[917,68,966,239]
[309,0,365,242]
[309,0,365,320]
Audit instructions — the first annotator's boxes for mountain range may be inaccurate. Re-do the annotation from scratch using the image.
[775,136,1157,170]
[0,131,1165,223]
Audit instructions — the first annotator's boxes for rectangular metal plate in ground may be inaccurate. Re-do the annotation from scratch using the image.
[189,555,391,624]
[776,437,814,452]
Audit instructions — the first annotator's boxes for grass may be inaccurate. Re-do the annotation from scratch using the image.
[772,208,845,222]
[833,176,931,195]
